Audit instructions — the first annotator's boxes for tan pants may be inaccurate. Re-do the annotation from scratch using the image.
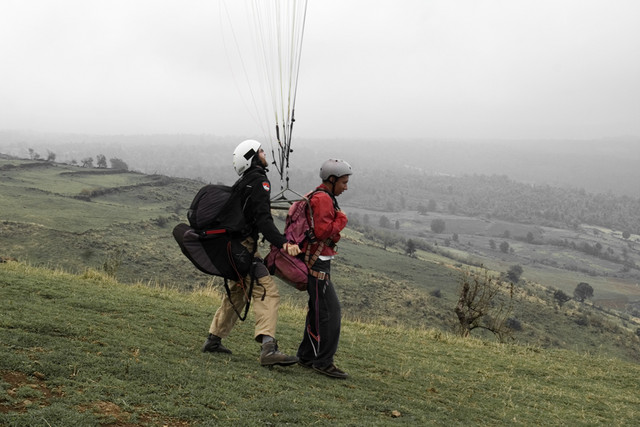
[208,238,280,342]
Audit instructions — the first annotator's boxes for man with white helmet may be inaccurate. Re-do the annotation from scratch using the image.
[296,159,352,379]
[202,139,301,367]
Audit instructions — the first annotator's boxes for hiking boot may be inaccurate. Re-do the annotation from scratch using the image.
[202,334,232,354]
[259,340,298,366]
[313,364,348,379]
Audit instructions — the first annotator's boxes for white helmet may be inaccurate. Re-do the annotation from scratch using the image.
[320,159,352,181]
[233,139,262,176]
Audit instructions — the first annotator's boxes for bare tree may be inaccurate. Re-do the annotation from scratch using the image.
[81,157,94,168]
[28,148,41,160]
[454,266,515,341]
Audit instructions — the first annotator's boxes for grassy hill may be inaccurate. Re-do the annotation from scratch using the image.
[2,261,640,426]
[2,157,640,366]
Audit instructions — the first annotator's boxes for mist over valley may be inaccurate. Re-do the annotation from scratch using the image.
[2,131,639,198]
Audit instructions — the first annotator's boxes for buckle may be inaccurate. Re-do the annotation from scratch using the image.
[312,270,327,280]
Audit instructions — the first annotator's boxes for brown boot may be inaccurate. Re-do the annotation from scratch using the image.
[259,340,298,366]
[202,334,232,354]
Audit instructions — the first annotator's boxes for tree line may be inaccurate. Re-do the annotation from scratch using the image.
[27,148,129,170]
[351,172,640,236]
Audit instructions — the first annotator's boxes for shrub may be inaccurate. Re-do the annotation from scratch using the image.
[102,249,124,277]
[574,282,594,302]
[553,290,571,307]
[506,317,523,331]
[506,264,523,282]
[431,219,446,234]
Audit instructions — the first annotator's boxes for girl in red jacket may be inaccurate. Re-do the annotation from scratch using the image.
[297,159,352,379]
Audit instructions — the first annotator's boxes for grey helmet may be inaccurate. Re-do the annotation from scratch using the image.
[319,159,352,181]
[233,139,262,176]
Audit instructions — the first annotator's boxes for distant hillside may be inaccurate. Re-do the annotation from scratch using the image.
[2,131,639,197]
[2,261,640,425]
[2,156,640,365]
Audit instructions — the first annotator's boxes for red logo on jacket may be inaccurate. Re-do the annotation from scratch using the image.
[262,182,270,191]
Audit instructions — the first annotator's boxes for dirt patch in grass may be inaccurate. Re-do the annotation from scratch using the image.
[0,370,61,414]
[78,400,192,426]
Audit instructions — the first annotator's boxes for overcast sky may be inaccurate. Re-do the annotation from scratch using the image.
[1,0,639,141]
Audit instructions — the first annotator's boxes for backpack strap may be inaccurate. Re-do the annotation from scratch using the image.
[302,189,336,270]
[232,168,265,237]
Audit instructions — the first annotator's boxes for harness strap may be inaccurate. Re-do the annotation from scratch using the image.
[201,228,226,236]
[306,277,321,356]
[304,239,325,267]
[223,239,258,322]
[309,269,328,280]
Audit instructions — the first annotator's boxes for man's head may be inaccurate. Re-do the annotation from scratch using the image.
[319,159,352,196]
[233,139,266,175]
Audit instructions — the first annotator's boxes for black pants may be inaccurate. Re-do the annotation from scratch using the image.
[297,260,341,368]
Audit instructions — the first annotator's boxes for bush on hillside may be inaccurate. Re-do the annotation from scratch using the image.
[454,266,515,342]
[553,290,571,307]
[574,282,594,302]
[506,264,523,282]
[430,218,446,233]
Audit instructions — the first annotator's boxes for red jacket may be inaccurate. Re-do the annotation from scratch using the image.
[304,184,348,257]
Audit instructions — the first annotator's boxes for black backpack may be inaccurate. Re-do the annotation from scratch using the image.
[187,184,247,233]
[173,179,257,320]
[187,184,232,229]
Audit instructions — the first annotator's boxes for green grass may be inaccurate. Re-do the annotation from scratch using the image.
[2,261,640,426]
[0,163,178,233]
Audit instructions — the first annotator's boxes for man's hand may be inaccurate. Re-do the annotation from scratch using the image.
[283,242,301,256]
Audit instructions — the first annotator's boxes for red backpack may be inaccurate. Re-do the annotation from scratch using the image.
[264,190,330,290]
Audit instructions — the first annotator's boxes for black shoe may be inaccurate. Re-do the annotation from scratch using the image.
[298,359,313,369]
[313,364,348,379]
[202,334,232,354]
[260,340,298,366]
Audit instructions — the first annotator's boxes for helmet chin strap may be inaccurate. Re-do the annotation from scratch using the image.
[325,177,337,194]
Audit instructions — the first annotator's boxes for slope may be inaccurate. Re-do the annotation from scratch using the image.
[1,261,639,426]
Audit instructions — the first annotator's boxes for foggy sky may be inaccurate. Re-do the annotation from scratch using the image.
[1,0,639,141]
